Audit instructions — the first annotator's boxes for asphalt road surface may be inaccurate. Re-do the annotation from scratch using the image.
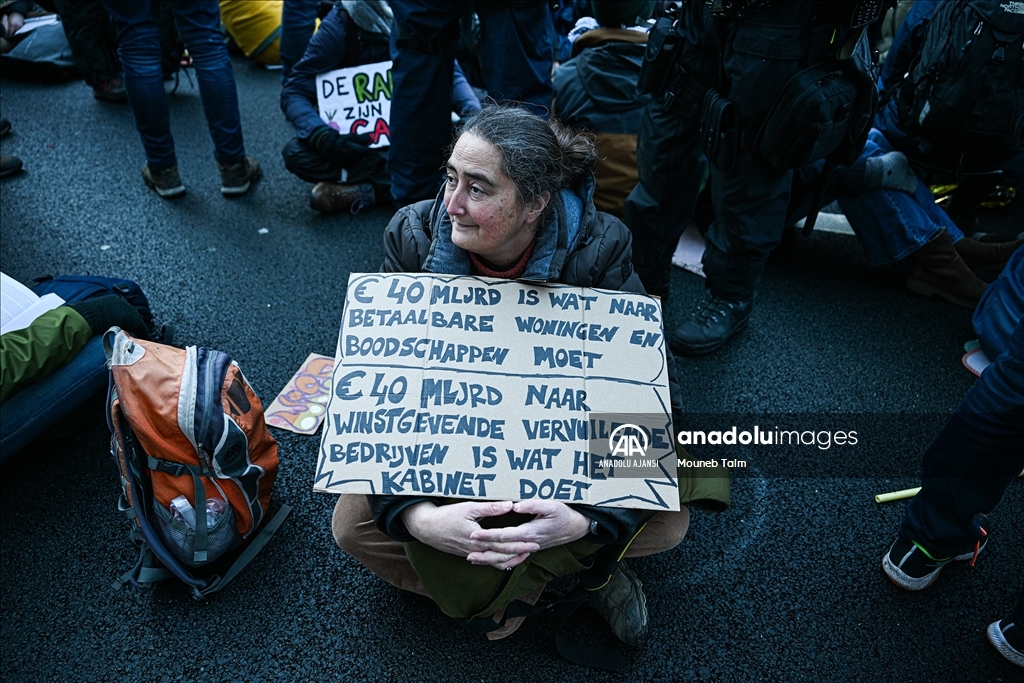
[1,59,1021,683]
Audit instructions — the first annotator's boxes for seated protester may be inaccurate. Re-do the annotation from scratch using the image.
[218,0,282,66]
[1,283,148,461]
[974,246,1024,361]
[552,0,652,220]
[789,130,1021,309]
[332,105,728,645]
[873,0,1024,235]
[280,0,481,214]
[881,317,1024,669]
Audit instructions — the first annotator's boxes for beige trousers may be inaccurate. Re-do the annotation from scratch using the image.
[331,494,691,599]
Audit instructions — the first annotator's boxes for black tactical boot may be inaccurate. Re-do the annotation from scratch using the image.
[670,294,752,356]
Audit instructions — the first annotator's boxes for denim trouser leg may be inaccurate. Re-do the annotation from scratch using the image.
[0,336,108,464]
[973,247,1024,359]
[103,0,245,167]
[899,319,1024,558]
[280,0,319,81]
[170,0,245,165]
[837,129,963,266]
[103,0,176,169]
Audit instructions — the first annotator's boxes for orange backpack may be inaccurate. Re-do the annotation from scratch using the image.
[105,328,290,599]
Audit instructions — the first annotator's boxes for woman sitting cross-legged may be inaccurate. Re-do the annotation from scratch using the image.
[332,105,728,645]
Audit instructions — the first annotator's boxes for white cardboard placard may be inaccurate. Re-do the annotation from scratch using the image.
[315,273,678,511]
[315,60,392,148]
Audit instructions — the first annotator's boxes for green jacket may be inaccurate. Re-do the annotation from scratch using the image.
[0,307,92,404]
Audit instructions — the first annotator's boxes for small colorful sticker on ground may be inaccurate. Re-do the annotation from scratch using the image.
[265,353,335,435]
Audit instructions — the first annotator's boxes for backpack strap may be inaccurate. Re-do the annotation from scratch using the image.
[112,547,175,590]
[111,498,292,599]
[192,504,292,599]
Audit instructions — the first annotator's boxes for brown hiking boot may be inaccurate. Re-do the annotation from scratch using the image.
[953,237,1023,270]
[309,182,375,214]
[906,229,988,309]
[218,155,261,196]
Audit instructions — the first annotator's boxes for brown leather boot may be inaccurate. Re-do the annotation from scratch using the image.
[906,230,988,309]
[953,237,1024,270]
[309,182,375,214]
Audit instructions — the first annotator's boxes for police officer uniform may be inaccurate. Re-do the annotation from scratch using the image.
[626,0,868,354]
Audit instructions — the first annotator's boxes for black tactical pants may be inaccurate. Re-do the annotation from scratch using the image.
[625,2,832,301]
[54,0,121,85]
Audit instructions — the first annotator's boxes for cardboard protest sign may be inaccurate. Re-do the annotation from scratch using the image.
[265,353,335,435]
[315,274,679,511]
[316,60,392,148]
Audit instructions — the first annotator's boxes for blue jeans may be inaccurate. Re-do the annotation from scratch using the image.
[102,0,246,169]
[0,336,108,463]
[899,319,1024,558]
[279,0,319,82]
[974,247,1024,360]
[836,129,964,267]
[388,0,553,204]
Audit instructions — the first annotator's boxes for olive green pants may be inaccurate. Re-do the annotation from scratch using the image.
[332,495,689,618]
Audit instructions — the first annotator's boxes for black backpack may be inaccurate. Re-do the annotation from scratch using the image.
[895,0,1024,165]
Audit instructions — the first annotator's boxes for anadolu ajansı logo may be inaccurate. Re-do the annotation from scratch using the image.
[608,423,650,459]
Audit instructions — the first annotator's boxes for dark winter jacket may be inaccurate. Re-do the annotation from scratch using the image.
[281,7,479,141]
[368,171,687,547]
[552,29,650,218]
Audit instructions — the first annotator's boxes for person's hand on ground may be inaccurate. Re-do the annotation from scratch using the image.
[402,500,540,570]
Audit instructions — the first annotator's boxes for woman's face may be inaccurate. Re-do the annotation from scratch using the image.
[444,133,548,269]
